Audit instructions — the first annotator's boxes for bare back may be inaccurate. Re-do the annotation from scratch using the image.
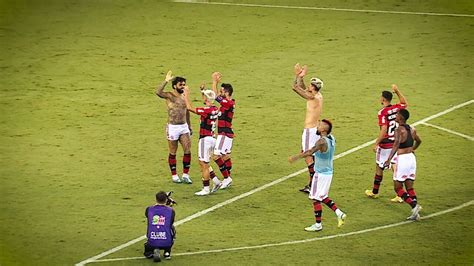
[305,92,323,128]
[166,94,187,125]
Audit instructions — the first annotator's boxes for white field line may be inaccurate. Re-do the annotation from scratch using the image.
[172,1,474,18]
[91,200,474,263]
[76,99,473,265]
[422,122,474,141]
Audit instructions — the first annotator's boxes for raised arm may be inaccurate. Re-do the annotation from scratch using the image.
[156,70,174,99]
[211,72,222,95]
[392,84,408,107]
[289,138,327,163]
[293,63,307,90]
[292,84,316,100]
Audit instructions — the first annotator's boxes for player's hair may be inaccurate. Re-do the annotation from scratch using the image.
[172,77,186,87]
[322,119,333,134]
[202,90,216,102]
[221,83,233,96]
[310,77,324,91]
[399,109,410,121]
[381,91,393,101]
[155,191,168,204]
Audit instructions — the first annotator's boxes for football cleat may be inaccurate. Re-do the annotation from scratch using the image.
[391,196,403,203]
[337,213,347,228]
[195,188,210,196]
[365,189,379,199]
[182,174,192,184]
[299,185,311,194]
[163,251,171,260]
[407,205,422,221]
[211,182,222,193]
[304,223,323,232]
[220,177,233,189]
[171,175,182,183]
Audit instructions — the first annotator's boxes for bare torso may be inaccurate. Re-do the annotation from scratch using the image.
[397,127,414,155]
[166,94,187,125]
[304,92,323,128]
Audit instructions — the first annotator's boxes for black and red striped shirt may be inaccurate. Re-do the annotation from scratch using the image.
[216,96,235,138]
[196,106,219,139]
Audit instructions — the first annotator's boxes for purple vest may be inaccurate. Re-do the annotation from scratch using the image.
[146,205,174,247]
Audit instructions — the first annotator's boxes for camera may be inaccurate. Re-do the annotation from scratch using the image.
[166,191,177,206]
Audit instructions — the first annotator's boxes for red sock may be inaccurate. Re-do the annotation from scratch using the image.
[224,158,232,173]
[215,158,230,178]
[307,163,315,186]
[322,197,338,212]
[168,154,177,175]
[313,201,322,223]
[396,188,416,208]
[183,153,191,174]
[407,188,417,203]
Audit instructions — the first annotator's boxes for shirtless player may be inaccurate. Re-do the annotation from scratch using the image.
[156,71,193,184]
[293,63,324,193]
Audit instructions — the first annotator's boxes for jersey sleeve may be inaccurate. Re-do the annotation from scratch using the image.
[196,107,211,116]
[219,98,235,109]
[395,103,407,109]
[145,207,150,218]
[378,110,387,126]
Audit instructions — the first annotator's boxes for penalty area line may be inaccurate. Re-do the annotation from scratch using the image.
[91,200,474,263]
[76,99,473,265]
[171,1,474,18]
[421,122,474,141]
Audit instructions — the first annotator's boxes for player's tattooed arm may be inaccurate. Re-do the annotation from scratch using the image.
[156,70,174,99]
[292,84,315,100]
[293,63,307,90]
[289,138,327,163]
[392,84,408,107]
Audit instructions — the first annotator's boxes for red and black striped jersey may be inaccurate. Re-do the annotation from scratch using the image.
[216,96,235,138]
[196,106,219,139]
[378,103,406,148]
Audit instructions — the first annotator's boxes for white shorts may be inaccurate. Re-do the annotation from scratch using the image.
[213,135,233,155]
[166,123,190,141]
[393,153,416,182]
[309,172,333,201]
[302,128,320,152]
[375,147,398,169]
[198,136,216,163]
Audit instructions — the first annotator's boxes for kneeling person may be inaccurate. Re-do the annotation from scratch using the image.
[144,191,176,262]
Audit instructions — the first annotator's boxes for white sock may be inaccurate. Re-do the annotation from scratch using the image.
[182,173,189,178]
[335,209,344,217]
[203,186,210,192]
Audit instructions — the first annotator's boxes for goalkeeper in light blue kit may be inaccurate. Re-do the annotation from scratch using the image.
[289,119,346,231]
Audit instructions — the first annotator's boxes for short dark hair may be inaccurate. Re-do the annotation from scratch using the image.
[399,109,410,121]
[381,91,393,101]
[321,119,333,134]
[172,77,186,87]
[221,83,233,96]
[155,191,168,204]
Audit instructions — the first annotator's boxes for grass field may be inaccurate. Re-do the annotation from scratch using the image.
[1,0,473,265]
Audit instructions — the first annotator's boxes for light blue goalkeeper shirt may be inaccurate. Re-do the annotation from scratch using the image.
[314,135,336,175]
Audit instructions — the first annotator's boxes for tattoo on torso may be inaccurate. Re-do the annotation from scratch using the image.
[167,95,187,125]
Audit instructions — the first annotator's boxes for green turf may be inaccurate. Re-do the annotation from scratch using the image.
[1,0,473,265]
